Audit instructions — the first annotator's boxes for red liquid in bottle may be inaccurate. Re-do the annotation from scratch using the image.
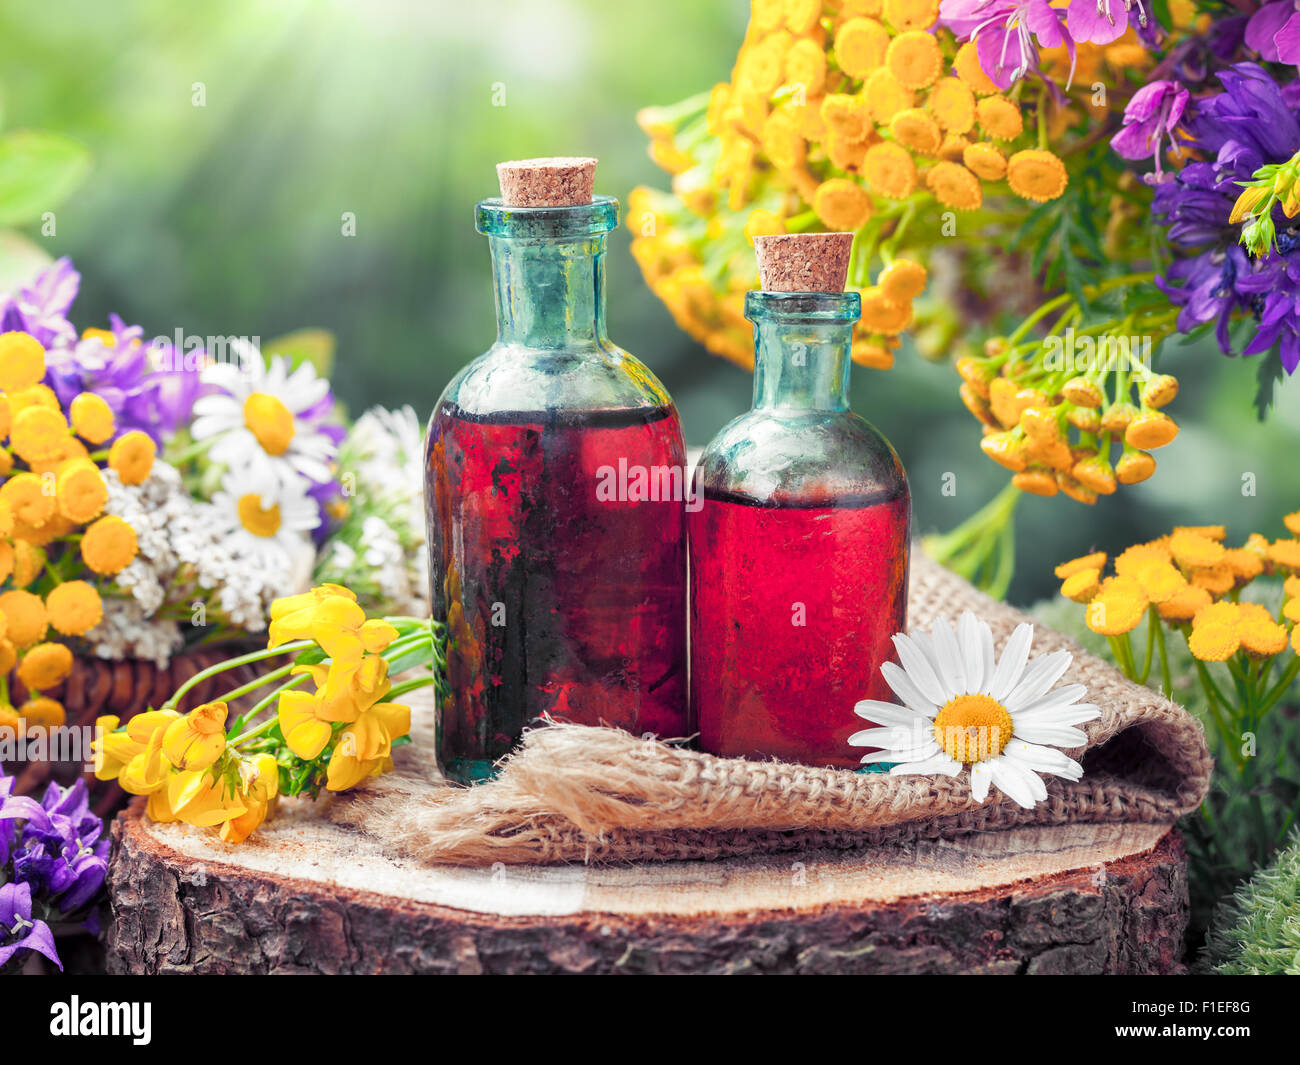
[427,402,688,782]
[689,486,909,769]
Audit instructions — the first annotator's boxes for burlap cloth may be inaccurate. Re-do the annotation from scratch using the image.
[329,554,1212,866]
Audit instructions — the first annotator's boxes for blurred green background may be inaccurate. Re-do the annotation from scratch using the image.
[1,0,1297,604]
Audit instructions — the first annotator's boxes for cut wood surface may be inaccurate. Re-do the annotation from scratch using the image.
[107,797,1189,974]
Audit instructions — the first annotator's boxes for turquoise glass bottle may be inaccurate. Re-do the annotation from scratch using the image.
[424,159,689,784]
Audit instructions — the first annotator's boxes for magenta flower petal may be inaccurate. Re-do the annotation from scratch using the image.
[1067,0,1130,46]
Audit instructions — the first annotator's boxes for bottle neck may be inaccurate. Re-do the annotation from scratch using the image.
[488,234,608,348]
[747,292,859,412]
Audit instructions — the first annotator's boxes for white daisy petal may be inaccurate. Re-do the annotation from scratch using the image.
[852,700,928,727]
[1013,687,1099,720]
[847,724,928,749]
[858,742,940,764]
[1007,722,1089,747]
[987,756,1043,808]
[888,753,962,777]
[1004,650,1073,710]
[880,661,939,716]
[957,611,987,693]
[891,633,949,707]
[969,760,992,802]
[1001,740,1084,781]
[931,617,967,695]
[989,623,1034,700]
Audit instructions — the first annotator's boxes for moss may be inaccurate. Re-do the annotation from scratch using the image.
[1202,828,1300,975]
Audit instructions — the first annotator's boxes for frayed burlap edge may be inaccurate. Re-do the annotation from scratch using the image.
[329,554,1213,866]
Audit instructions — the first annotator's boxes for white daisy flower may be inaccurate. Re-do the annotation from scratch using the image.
[849,611,1101,809]
[191,338,337,485]
[210,469,321,575]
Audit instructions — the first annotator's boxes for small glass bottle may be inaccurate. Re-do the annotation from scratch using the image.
[425,158,689,784]
[690,233,910,769]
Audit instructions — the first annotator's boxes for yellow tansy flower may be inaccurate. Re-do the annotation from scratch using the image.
[1013,468,1059,496]
[1133,560,1187,603]
[56,459,108,523]
[878,259,927,303]
[19,697,65,730]
[1268,538,1300,569]
[1060,567,1101,602]
[927,77,976,133]
[1190,565,1235,596]
[11,540,45,589]
[0,473,56,529]
[963,141,1007,180]
[859,285,913,334]
[785,37,827,96]
[834,17,890,78]
[1156,584,1212,621]
[0,332,46,393]
[69,393,116,445]
[1055,550,1107,579]
[883,0,939,31]
[45,580,103,637]
[891,108,942,154]
[863,68,913,123]
[976,95,1023,140]
[80,514,139,576]
[1125,411,1179,449]
[16,641,73,691]
[1115,448,1156,485]
[925,160,983,209]
[0,590,47,648]
[953,41,999,94]
[886,31,942,89]
[9,406,69,465]
[812,178,873,231]
[107,430,156,486]
[1005,149,1069,202]
[863,141,917,199]
[1170,530,1226,568]
[1086,587,1147,635]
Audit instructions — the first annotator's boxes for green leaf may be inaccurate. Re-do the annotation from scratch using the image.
[1253,350,1284,421]
[0,129,91,226]
[262,327,336,377]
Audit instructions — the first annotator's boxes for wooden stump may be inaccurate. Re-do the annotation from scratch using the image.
[106,799,1189,974]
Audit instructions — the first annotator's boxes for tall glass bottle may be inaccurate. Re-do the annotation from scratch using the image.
[690,239,910,769]
[426,160,688,784]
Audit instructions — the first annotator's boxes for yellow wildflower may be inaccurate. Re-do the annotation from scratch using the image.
[785,38,827,96]
[925,160,983,209]
[1283,510,1300,536]
[963,141,1007,180]
[0,590,47,648]
[1055,551,1107,579]
[761,110,806,172]
[891,108,942,154]
[55,459,108,523]
[812,178,873,231]
[16,642,73,691]
[164,769,245,828]
[1174,525,1226,541]
[1005,149,1069,202]
[1061,567,1101,602]
[1012,468,1059,496]
[69,393,116,444]
[117,711,179,795]
[1170,530,1226,568]
[852,341,895,369]
[11,540,45,589]
[980,429,1028,471]
[886,31,942,89]
[19,697,65,730]
[1086,584,1147,635]
[45,581,103,637]
[863,68,913,124]
[9,406,69,465]
[821,93,871,143]
[326,701,411,792]
[976,96,1023,140]
[161,701,228,772]
[1133,560,1187,603]
[80,514,139,576]
[1190,565,1236,596]
[927,77,975,133]
[1125,411,1179,449]
[1269,538,1300,569]
[883,0,939,30]
[859,286,912,334]
[1140,374,1179,409]
[863,141,917,199]
[953,41,999,94]
[835,17,890,78]
[1157,584,1212,622]
[878,259,927,303]
[107,430,156,485]
[1071,455,1118,496]
[1115,448,1156,485]
[0,332,46,393]
[938,133,972,162]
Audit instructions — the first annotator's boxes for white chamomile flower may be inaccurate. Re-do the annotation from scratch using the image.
[191,338,336,485]
[211,469,321,574]
[849,611,1101,809]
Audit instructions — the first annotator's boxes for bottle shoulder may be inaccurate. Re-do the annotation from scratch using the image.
[435,340,674,419]
[695,408,908,506]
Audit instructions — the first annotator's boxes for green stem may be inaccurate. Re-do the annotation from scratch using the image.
[164,640,314,711]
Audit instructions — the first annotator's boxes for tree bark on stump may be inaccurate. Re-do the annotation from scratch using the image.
[107,801,1189,975]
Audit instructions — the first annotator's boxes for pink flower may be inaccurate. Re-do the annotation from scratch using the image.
[939,0,1074,89]
[1245,1,1300,65]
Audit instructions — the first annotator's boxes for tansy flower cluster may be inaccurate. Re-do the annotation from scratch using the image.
[91,584,437,843]
[628,0,1149,371]
[0,330,156,738]
[1055,512,1300,709]
[961,323,1181,504]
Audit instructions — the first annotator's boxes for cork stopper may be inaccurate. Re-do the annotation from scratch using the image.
[753,233,854,293]
[496,157,597,207]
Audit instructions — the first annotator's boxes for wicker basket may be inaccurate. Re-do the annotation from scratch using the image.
[7,646,260,816]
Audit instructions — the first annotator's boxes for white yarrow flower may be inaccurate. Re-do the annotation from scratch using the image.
[849,611,1101,809]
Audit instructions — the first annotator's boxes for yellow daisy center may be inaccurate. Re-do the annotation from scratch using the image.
[237,493,283,538]
[932,694,1014,764]
[243,393,296,456]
